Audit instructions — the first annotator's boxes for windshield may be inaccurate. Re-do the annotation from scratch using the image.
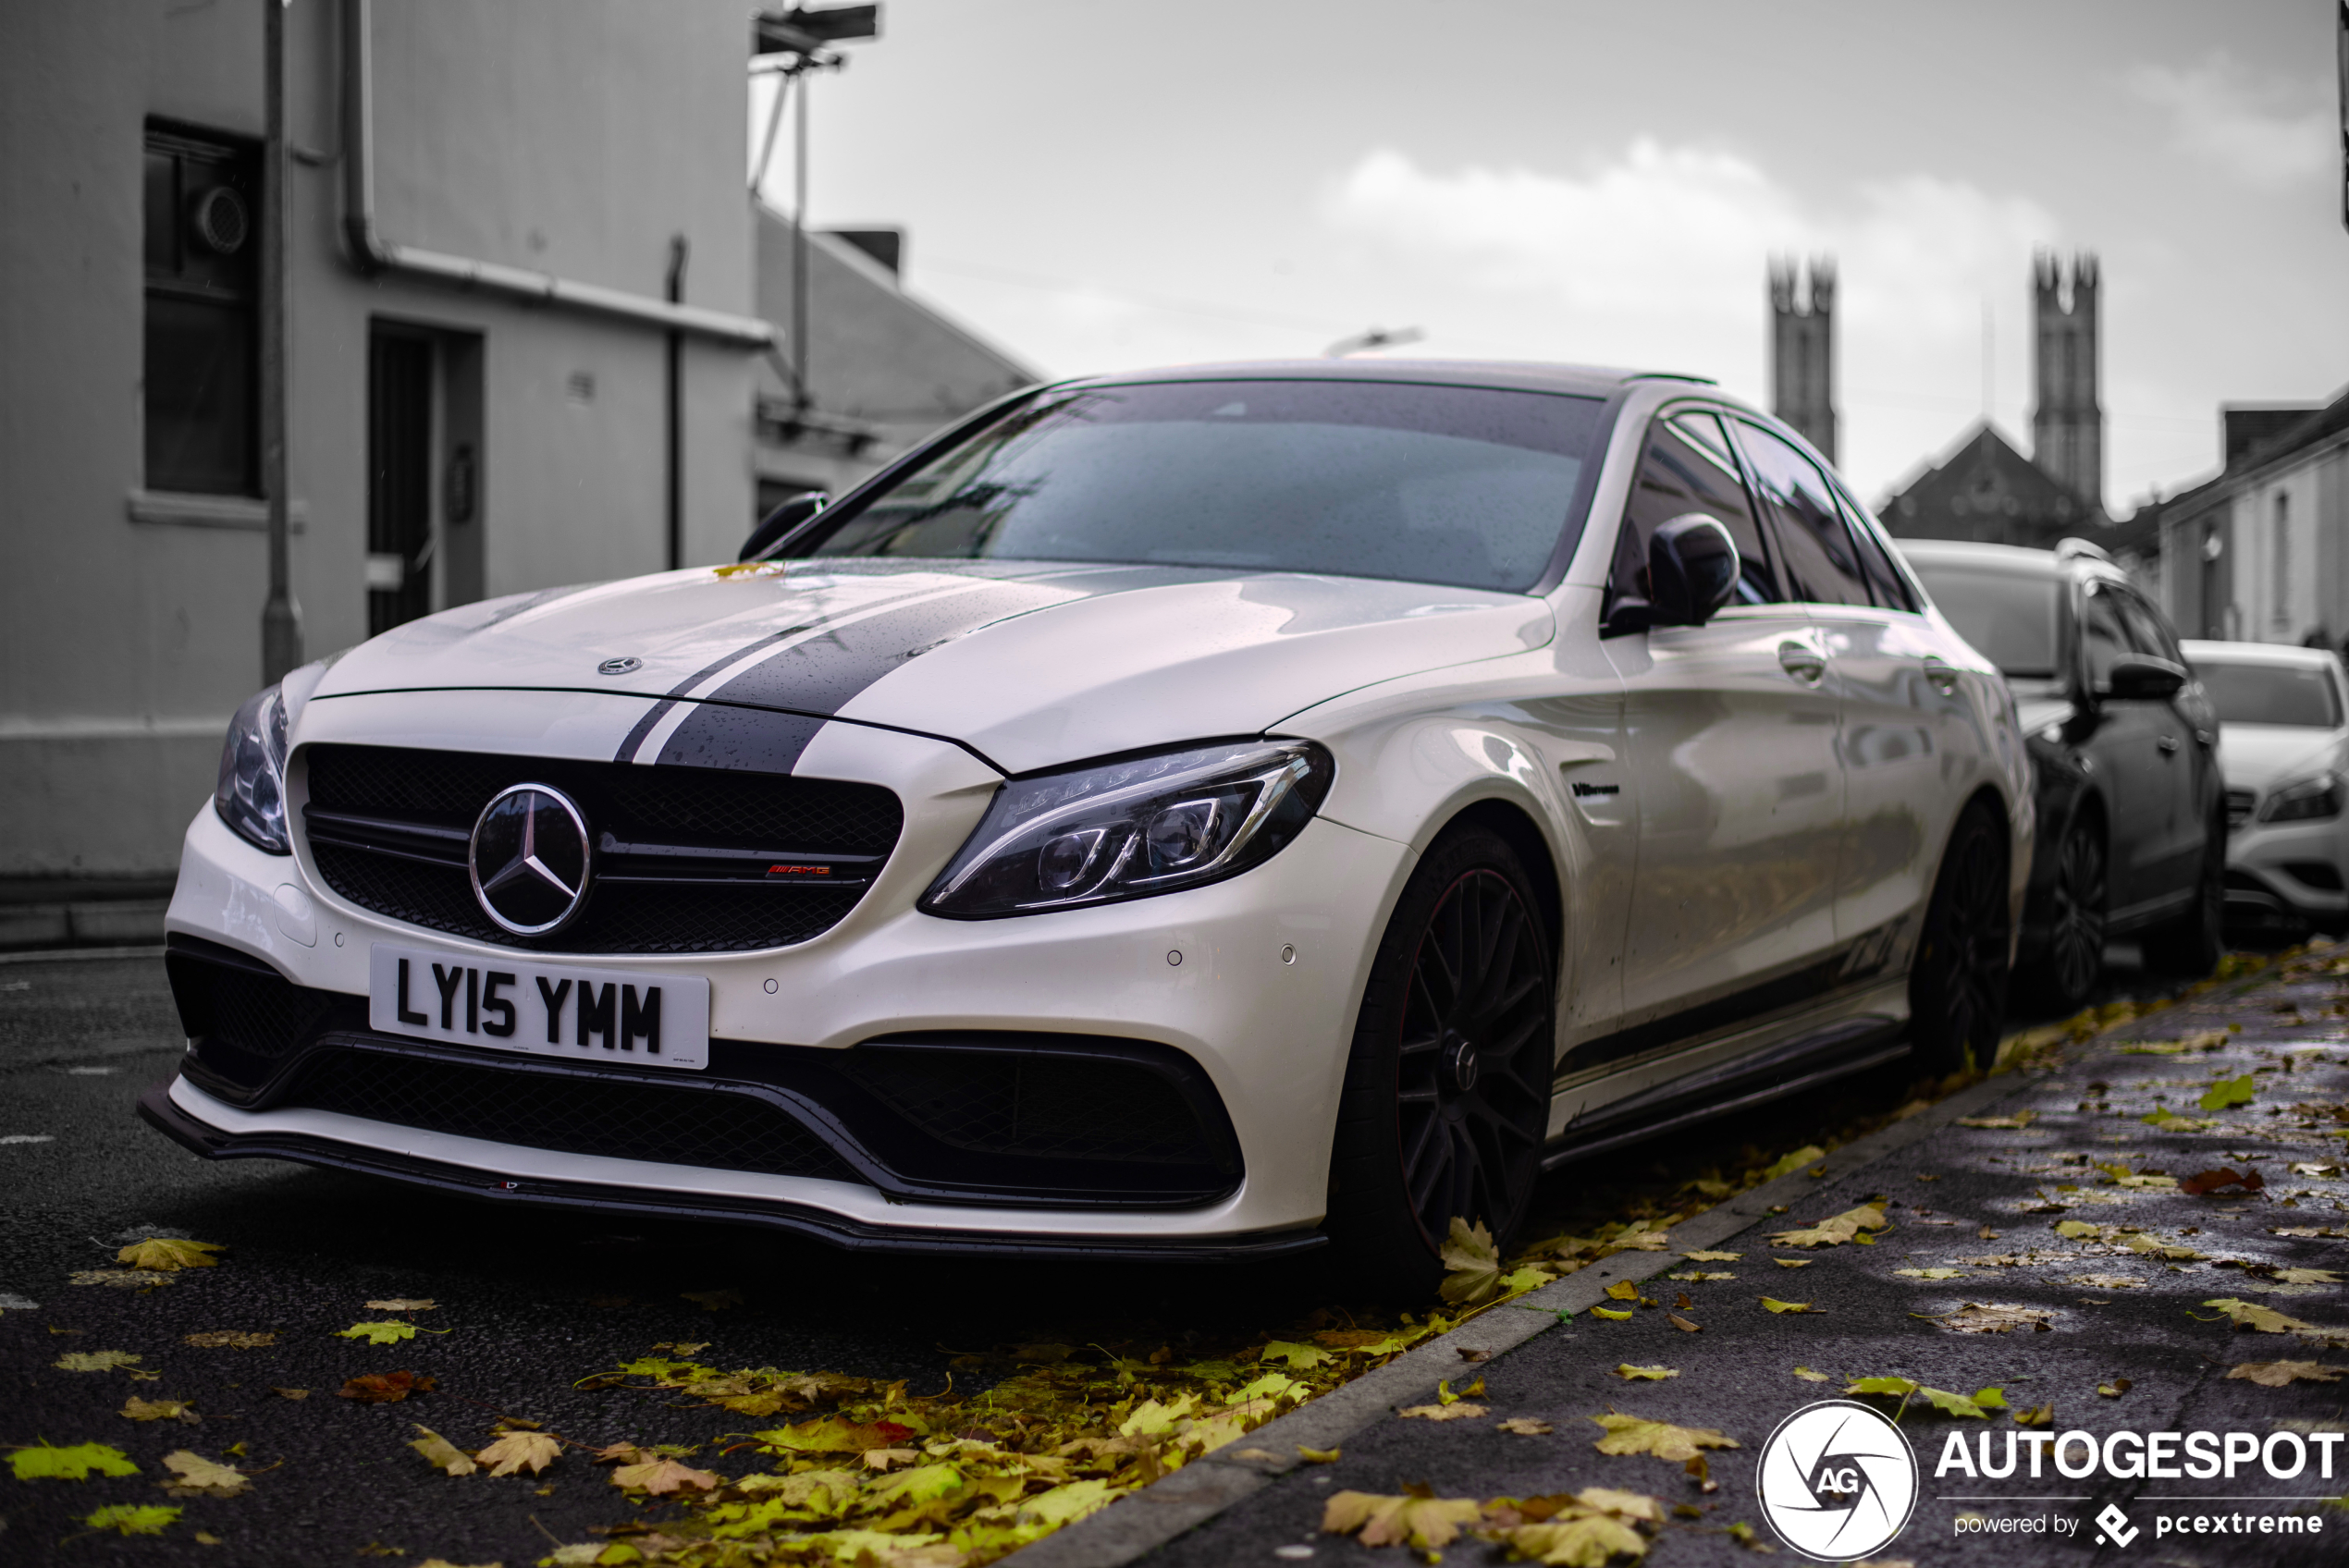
[1907,562,2060,678]
[2196,660,2343,728]
[797,379,1606,594]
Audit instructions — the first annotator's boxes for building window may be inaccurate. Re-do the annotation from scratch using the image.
[2272,492,2290,629]
[144,122,260,496]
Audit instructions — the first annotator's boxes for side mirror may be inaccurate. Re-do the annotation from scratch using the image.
[740,491,829,562]
[1649,513,1740,627]
[2106,655,2187,702]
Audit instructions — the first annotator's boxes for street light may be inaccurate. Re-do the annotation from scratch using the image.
[751,6,881,410]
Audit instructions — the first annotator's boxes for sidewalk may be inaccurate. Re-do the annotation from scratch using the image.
[1113,955,2349,1567]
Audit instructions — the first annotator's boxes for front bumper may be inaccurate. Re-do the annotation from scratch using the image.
[2224,812,2349,929]
[136,1081,1323,1261]
[158,718,1414,1245]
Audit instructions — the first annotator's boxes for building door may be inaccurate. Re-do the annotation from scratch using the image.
[367,327,434,634]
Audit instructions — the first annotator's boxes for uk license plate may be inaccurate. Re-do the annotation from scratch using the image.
[367,944,710,1070]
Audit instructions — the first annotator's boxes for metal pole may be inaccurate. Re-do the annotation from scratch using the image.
[793,65,810,410]
[261,0,302,682]
[665,235,687,571]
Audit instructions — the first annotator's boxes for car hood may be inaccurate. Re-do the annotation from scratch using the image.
[2214,724,2343,795]
[311,560,1555,773]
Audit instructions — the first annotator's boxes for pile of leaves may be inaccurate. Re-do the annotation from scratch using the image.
[519,1329,1469,1565]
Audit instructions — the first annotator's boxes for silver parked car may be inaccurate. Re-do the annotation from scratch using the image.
[2183,639,2349,937]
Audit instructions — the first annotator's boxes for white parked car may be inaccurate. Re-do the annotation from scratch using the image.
[2182,639,2349,936]
[149,361,2031,1291]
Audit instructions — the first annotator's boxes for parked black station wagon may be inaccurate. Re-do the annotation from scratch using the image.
[1900,539,2224,1007]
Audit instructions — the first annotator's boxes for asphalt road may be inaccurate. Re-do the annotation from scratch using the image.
[0,943,2200,1564]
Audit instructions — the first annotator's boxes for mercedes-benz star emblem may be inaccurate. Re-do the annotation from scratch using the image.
[469,783,592,937]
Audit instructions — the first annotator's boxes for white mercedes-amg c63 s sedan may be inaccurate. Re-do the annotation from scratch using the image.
[147,360,2031,1292]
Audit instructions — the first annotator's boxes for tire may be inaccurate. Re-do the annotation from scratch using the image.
[2142,805,2226,978]
[1326,826,1555,1298]
[2023,807,2108,1013]
[1911,802,2011,1075]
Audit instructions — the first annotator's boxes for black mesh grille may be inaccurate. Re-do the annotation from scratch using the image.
[283,1048,855,1182]
[846,1047,1215,1165]
[305,746,903,854]
[301,743,901,954]
[178,959,338,1061]
[308,842,867,954]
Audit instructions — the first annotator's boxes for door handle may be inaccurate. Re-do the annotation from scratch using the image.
[2158,735,2181,754]
[1922,655,1961,695]
[1777,640,1826,685]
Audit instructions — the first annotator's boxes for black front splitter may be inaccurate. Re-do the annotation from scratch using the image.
[136,1082,1324,1264]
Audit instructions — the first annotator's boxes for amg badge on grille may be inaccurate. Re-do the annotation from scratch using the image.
[468,784,593,937]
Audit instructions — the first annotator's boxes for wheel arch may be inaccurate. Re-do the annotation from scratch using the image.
[1441,796,1565,967]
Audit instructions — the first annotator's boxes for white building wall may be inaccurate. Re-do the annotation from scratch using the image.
[2226,459,2331,646]
[0,0,761,876]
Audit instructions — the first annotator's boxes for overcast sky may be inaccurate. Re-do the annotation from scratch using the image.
[752,0,2347,514]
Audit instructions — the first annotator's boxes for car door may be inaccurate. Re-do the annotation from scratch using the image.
[2111,584,2208,894]
[2076,579,2173,916]
[1595,408,1846,1052]
[1736,419,1946,972]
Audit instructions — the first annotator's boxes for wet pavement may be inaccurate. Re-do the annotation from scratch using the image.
[1140,951,2349,1567]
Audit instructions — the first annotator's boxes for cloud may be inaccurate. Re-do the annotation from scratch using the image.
[1317,142,2060,496]
[2126,54,2331,191]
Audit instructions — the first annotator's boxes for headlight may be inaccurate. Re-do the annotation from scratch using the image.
[2259,771,2343,824]
[921,739,1335,918]
[214,685,290,854]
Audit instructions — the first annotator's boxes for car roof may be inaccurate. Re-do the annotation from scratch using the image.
[1895,539,2061,577]
[1054,358,1708,401]
[2181,638,2343,668]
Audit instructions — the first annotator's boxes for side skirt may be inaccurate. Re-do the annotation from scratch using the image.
[1541,1018,1909,1170]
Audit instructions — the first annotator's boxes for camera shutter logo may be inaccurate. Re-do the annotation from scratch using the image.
[469,784,593,937]
[1755,1399,1918,1561]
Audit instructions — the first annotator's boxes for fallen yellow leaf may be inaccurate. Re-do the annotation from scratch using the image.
[1438,1216,1506,1306]
[409,1427,477,1476]
[1589,1413,1740,1463]
[160,1450,248,1497]
[2225,1361,2346,1387]
[609,1456,719,1494]
[117,1238,224,1271]
[475,1430,561,1477]
[1322,1489,1484,1550]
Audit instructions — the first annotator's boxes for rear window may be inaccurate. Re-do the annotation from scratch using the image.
[796,378,1608,594]
[1906,562,2059,678]
[2196,660,2343,728]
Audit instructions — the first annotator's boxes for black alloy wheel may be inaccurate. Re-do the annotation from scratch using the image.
[2033,811,2108,1011]
[2143,804,2227,978]
[1912,802,2011,1074]
[1327,827,1555,1295]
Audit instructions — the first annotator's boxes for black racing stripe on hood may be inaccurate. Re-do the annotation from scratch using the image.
[652,704,829,775]
[613,626,813,763]
[697,581,1078,718]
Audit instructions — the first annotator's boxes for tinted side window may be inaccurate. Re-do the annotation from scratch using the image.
[2114,589,2183,665]
[1610,410,1781,610]
[2082,583,2130,689]
[1835,488,1919,612]
[1735,423,1869,606]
